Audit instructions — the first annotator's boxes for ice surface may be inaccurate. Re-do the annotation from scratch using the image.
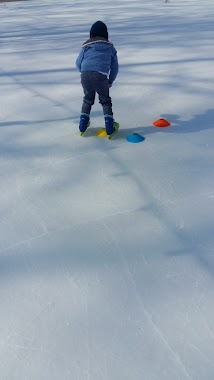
[0,0,214,379]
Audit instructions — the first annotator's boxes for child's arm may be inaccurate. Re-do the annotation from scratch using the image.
[76,49,84,72]
[109,52,119,85]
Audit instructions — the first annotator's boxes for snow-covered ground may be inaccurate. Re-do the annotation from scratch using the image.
[1,0,214,378]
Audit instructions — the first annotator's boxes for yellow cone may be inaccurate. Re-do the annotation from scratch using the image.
[96,128,107,138]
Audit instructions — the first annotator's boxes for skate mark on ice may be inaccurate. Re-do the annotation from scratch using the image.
[185,339,214,369]
[103,222,193,380]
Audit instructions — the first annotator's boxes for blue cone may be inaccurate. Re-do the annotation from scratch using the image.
[126,133,145,143]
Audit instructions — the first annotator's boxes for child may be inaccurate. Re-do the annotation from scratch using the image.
[76,21,119,139]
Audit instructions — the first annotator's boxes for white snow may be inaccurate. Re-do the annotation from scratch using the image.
[0,0,214,378]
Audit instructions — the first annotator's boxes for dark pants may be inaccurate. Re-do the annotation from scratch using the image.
[81,71,113,116]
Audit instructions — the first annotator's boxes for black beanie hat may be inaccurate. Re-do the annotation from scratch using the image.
[90,21,108,40]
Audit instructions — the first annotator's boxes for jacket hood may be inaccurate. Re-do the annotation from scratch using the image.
[82,37,112,49]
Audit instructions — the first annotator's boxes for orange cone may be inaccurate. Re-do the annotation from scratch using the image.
[153,118,170,127]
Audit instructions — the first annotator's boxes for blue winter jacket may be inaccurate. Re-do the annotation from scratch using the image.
[76,37,119,84]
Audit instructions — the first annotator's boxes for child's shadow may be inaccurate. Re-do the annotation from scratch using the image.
[161,109,214,134]
[119,108,214,139]
[145,109,214,137]
[88,108,214,140]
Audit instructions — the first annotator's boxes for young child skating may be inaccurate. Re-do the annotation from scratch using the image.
[76,21,119,139]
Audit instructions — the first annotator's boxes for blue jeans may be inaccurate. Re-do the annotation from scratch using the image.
[81,71,113,116]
